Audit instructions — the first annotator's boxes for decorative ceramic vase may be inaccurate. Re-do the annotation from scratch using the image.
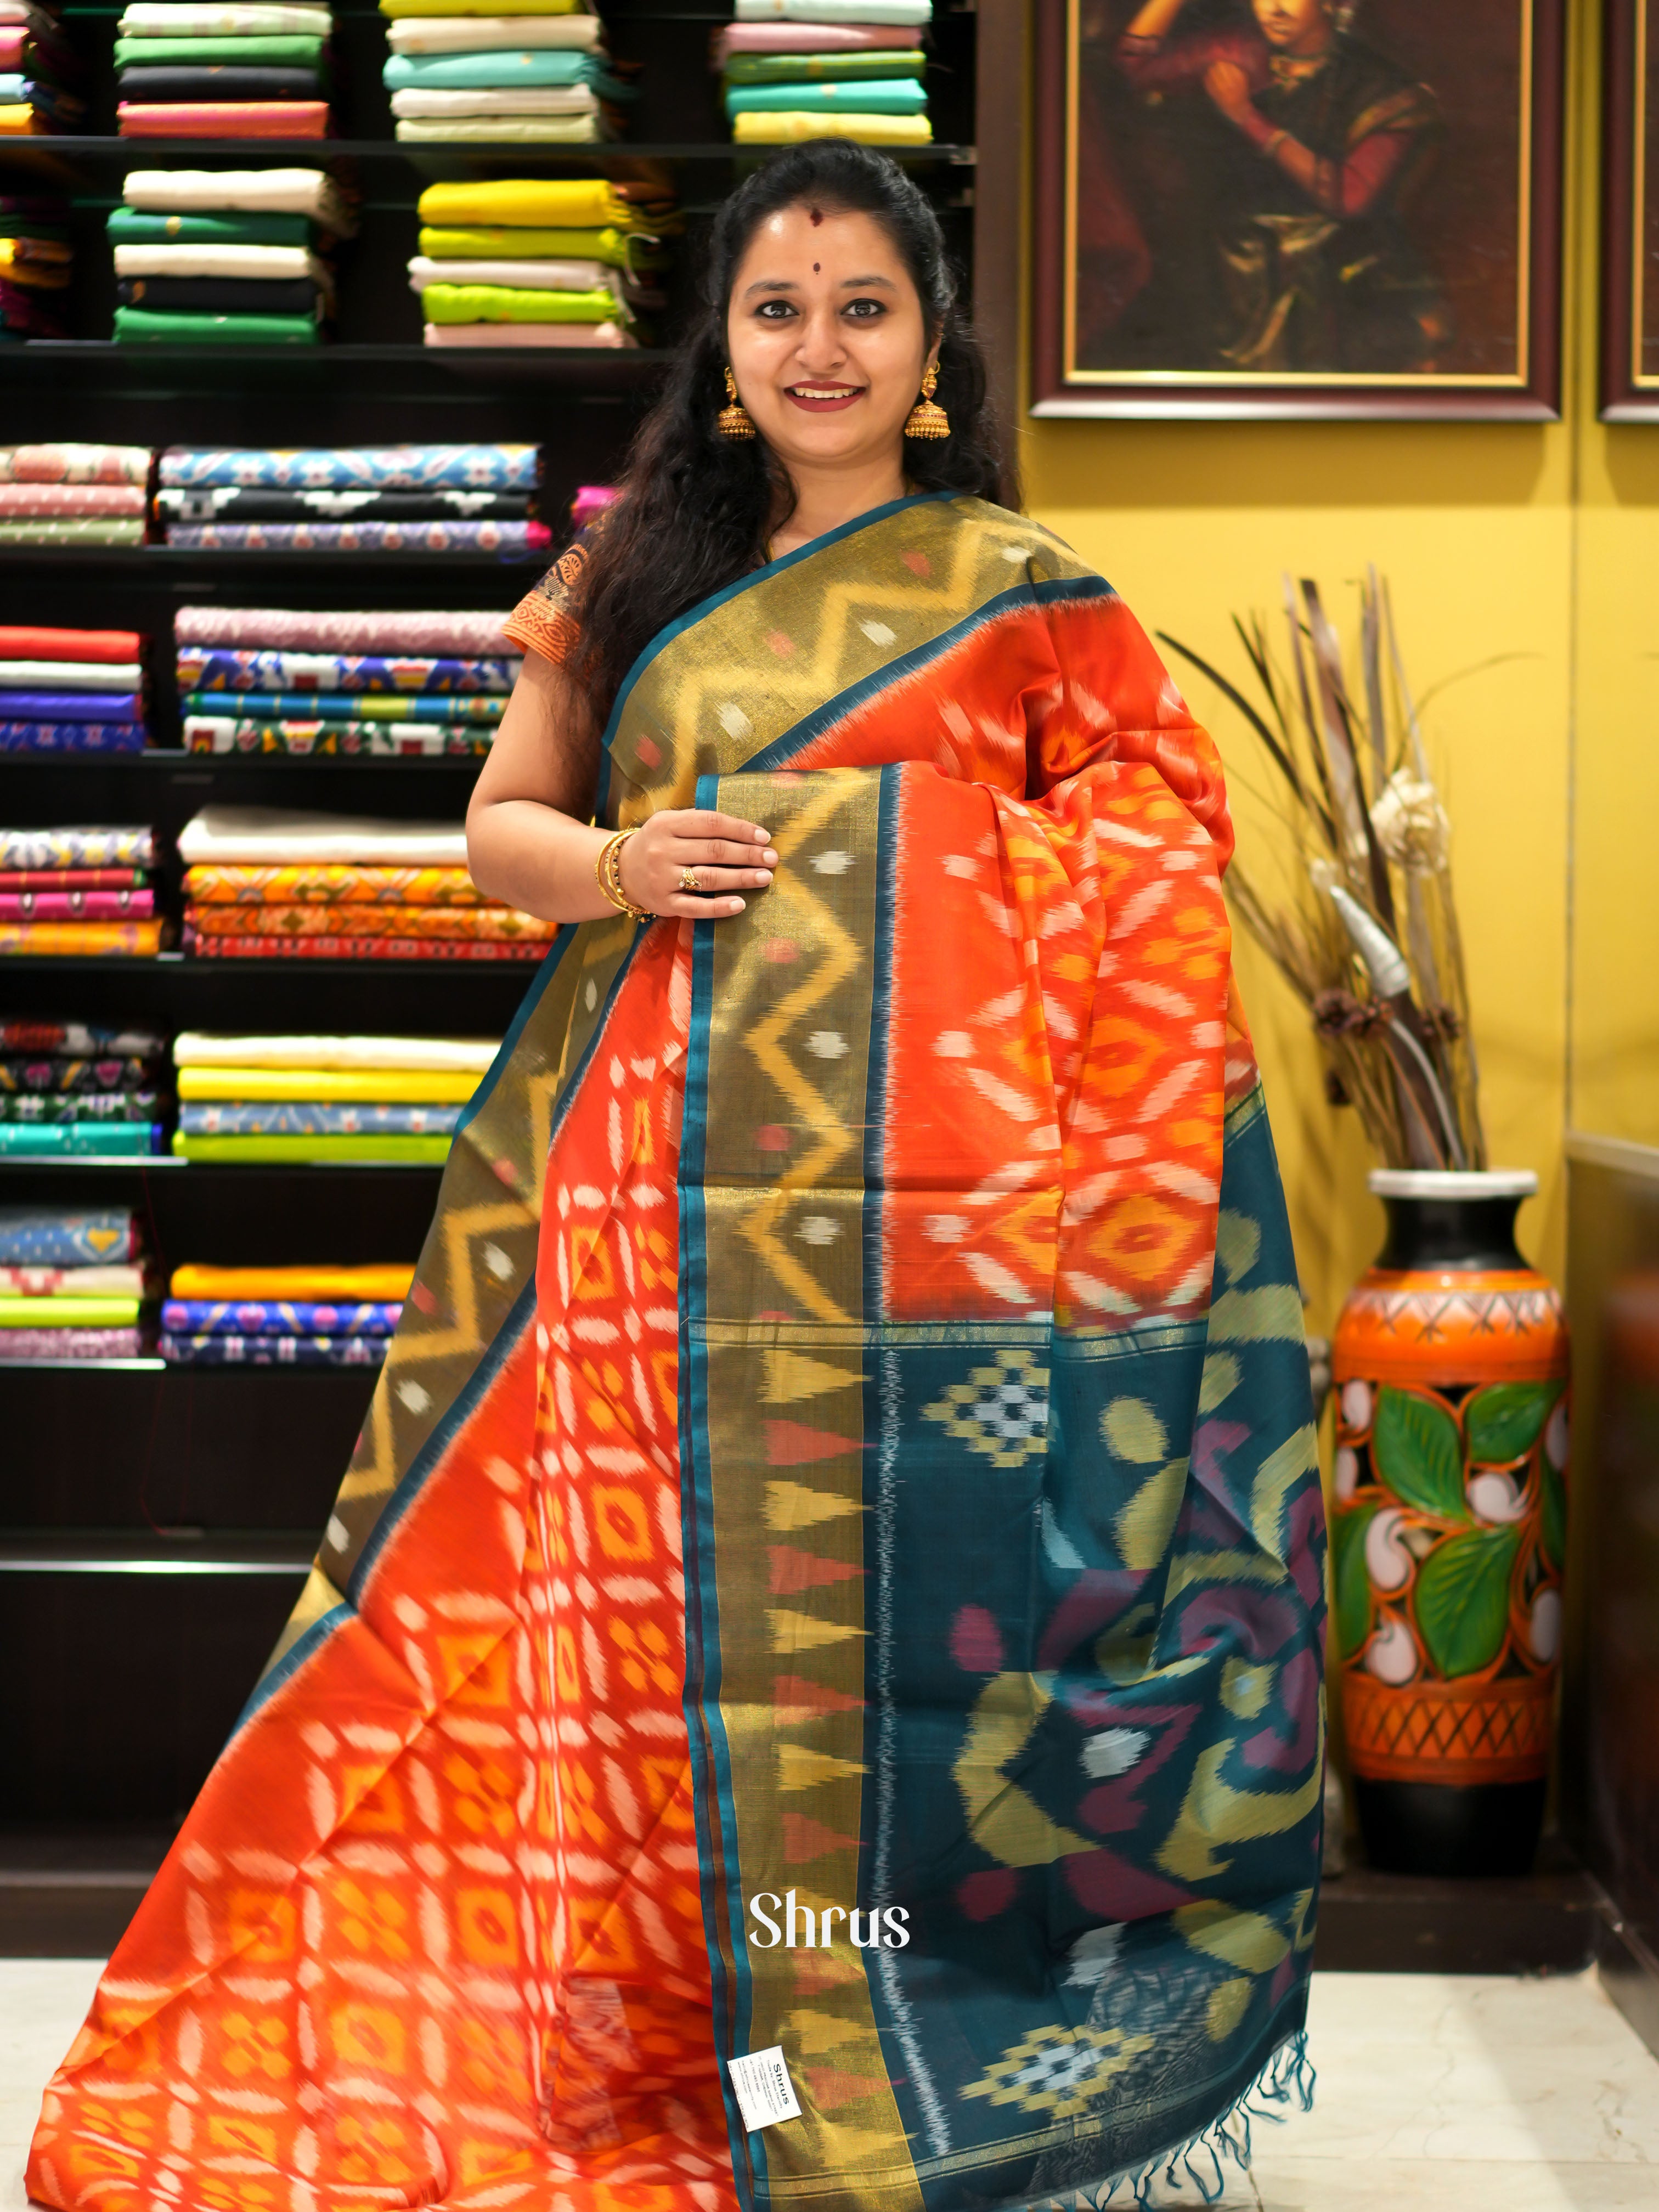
[1331,1170,1568,1877]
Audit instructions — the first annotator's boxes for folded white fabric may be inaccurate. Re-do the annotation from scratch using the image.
[114,244,330,283]
[396,113,603,139]
[387,12,599,48]
[177,806,470,866]
[122,168,356,234]
[0,661,143,689]
[0,2,60,27]
[174,1032,500,1073]
[117,2,330,30]
[407,254,612,291]
[390,84,597,115]
[423,319,630,346]
[735,0,930,16]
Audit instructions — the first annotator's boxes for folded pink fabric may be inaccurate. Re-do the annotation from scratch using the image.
[0,445,150,486]
[0,484,147,518]
[422,321,631,348]
[713,21,921,58]
[117,100,331,137]
[174,607,514,655]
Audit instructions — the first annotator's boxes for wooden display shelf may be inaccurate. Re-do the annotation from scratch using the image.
[0,342,677,393]
[0,1532,314,1574]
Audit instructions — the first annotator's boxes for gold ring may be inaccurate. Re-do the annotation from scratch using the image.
[679,867,701,894]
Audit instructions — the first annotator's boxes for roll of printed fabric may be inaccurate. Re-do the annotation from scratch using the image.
[0,920,166,955]
[2,1327,143,1358]
[0,1262,148,1294]
[0,725,148,753]
[0,887,154,917]
[157,487,526,521]
[183,862,482,905]
[161,1331,388,1364]
[165,520,550,550]
[184,719,494,756]
[0,484,148,516]
[173,605,514,653]
[0,518,145,544]
[187,930,550,960]
[0,1207,138,1265]
[177,1102,460,1133]
[0,827,153,868]
[0,1092,161,1122]
[0,1052,160,1090]
[178,647,519,692]
[173,1031,497,1070]
[0,1019,161,1052]
[0,1122,162,1154]
[0,445,150,539]
[161,1297,404,1333]
[189,901,549,940]
[181,690,505,721]
[159,442,538,488]
[170,1261,415,1299]
[0,443,150,483]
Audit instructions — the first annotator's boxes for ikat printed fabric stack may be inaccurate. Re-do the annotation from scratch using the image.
[115,0,336,138]
[177,804,554,960]
[176,603,516,752]
[161,1256,414,1363]
[0,443,150,545]
[0,0,83,138]
[0,826,166,954]
[381,0,633,145]
[0,1201,154,1356]
[172,1028,493,1163]
[719,0,931,144]
[1,191,74,341]
[0,1020,168,1159]
[111,166,353,346]
[411,177,674,349]
[0,623,153,755]
[154,442,545,551]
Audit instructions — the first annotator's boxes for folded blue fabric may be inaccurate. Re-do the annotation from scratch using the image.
[384,48,598,87]
[0,723,148,753]
[159,444,540,491]
[0,692,142,721]
[160,1332,388,1365]
[162,1299,404,1335]
[0,1207,136,1265]
[0,1124,162,1156]
[178,1103,462,1136]
[182,690,505,722]
[725,76,927,115]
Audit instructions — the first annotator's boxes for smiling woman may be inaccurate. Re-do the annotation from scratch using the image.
[30,140,1327,2212]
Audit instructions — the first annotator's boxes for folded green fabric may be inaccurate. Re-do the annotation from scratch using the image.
[115,31,326,62]
[417,223,661,268]
[114,306,321,344]
[0,1122,158,1155]
[385,46,593,86]
[724,49,926,82]
[108,206,314,246]
[0,518,146,543]
[0,1296,144,1325]
[725,76,926,115]
[173,1133,452,1163]
[421,281,617,324]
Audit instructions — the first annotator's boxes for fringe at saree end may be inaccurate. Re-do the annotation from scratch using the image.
[1024,2030,1316,2211]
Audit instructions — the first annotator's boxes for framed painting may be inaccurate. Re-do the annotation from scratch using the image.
[1603,0,1659,418]
[1031,0,1566,419]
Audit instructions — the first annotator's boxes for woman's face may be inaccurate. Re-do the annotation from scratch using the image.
[1252,0,1333,53]
[725,202,933,478]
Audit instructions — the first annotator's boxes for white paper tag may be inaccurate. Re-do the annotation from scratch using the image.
[727,2045,803,2132]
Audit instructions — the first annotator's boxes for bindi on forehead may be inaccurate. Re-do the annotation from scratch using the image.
[809,207,823,226]
[812,262,820,273]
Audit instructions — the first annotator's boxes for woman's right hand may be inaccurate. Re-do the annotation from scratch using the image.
[616,808,780,919]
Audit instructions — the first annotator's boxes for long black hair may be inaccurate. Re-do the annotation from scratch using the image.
[572,139,1011,727]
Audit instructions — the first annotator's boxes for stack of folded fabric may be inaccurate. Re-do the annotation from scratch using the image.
[172,1028,494,1162]
[414,177,675,351]
[116,0,335,137]
[177,805,554,960]
[0,3,83,138]
[0,443,150,546]
[0,1018,167,1155]
[569,481,616,531]
[0,1203,151,1358]
[382,0,634,144]
[1,191,73,342]
[111,164,349,346]
[0,825,165,954]
[161,1258,412,1364]
[154,441,544,551]
[176,604,514,754]
[720,0,930,143]
[0,624,150,756]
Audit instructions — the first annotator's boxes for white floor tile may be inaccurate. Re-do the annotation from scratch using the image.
[0,1961,103,2212]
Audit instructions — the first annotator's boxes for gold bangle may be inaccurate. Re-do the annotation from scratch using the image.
[595,827,650,922]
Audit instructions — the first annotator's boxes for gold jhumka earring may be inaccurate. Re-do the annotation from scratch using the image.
[904,363,949,440]
[717,366,756,439]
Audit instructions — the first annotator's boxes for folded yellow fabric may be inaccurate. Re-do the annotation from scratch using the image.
[178,1066,478,1102]
[0,1297,143,1326]
[416,177,636,230]
[421,282,617,324]
[170,1263,416,1300]
[731,110,932,142]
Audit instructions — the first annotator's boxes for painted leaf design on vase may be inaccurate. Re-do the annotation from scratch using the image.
[1541,1460,1567,1573]
[1464,1379,1563,1465]
[1370,1386,1468,1522]
[1413,1523,1522,1678]
[1333,1499,1378,1661]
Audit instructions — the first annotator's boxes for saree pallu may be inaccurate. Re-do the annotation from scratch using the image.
[30,494,1323,2212]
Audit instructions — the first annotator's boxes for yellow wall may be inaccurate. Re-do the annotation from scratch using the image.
[1020,0,1652,1327]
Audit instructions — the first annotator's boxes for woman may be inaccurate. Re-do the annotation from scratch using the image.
[29,143,1323,2212]
[1116,0,1443,373]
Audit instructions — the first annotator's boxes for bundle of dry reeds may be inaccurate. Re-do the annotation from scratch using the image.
[1161,572,1486,1171]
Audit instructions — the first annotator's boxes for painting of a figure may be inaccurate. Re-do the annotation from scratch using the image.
[1601,0,1659,417]
[1032,0,1564,416]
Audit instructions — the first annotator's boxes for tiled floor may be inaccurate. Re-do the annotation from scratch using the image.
[3,1963,1657,2209]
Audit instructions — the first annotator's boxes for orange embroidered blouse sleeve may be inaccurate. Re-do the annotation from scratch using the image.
[501,536,589,667]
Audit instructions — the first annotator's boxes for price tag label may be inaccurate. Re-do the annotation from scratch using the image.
[727,2046,803,2132]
